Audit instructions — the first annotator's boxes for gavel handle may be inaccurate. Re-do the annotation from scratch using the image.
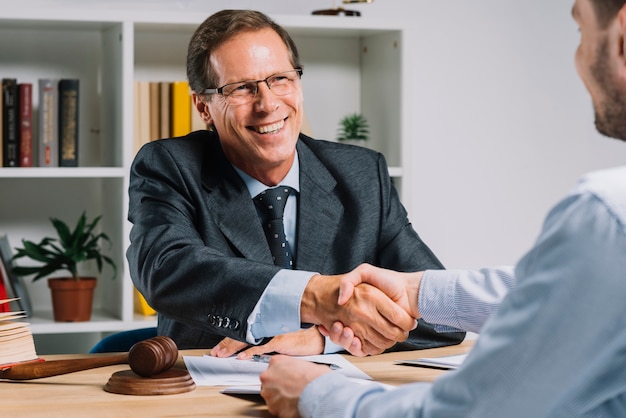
[0,354,129,380]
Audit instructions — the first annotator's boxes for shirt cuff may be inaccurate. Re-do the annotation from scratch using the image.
[419,269,462,333]
[247,270,317,343]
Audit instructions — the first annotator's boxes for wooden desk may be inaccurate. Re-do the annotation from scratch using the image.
[1,340,473,417]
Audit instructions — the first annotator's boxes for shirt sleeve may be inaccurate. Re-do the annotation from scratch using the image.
[300,184,626,417]
[246,269,316,344]
[420,266,515,333]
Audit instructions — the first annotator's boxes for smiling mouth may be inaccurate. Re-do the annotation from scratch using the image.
[252,119,285,134]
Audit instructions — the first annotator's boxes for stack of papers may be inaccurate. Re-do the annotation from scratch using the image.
[183,354,371,395]
[395,353,467,370]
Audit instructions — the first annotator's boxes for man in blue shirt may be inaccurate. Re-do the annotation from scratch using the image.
[259,0,626,416]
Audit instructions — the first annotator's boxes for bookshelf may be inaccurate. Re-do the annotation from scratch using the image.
[0,10,409,353]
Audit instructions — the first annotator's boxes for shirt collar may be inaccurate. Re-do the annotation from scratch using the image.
[233,152,300,199]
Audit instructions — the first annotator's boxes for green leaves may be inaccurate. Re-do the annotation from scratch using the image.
[337,113,369,141]
[11,212,117,282]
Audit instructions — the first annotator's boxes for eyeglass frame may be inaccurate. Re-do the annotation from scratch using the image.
[202,68,303,103]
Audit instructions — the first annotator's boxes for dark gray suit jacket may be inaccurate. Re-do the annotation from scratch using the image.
[127,131,464,349]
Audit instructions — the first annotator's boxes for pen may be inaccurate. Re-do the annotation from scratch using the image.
[252,354,342,370]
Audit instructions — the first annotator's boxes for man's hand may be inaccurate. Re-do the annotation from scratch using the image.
[210,327,325,358]
[260,355,330,418]
[317,264,424,356]
[339,263,423,318]
[300,271,417,355]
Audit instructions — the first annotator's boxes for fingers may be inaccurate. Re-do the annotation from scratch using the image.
[237,327,325,359]
[210,337,248,358]
[334,284,416,355]
[326,322,367,357]
[260,356,330,418]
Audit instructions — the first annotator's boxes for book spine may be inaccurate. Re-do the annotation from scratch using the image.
[0,263,10,312]
[170,81,191,137]
[159,81,171,139]
[38,79,59,167]
[149,81,160,141]
[0,86,3,165]
[18,83,33,167]
[2,78,19,167]
[58,79,79,167]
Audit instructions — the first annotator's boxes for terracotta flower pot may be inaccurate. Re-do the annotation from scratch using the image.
[47,277,97,322]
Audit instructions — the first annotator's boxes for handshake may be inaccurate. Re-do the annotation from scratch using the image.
[301,263,424,356]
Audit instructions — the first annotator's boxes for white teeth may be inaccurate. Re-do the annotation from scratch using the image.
[256,120,284,134]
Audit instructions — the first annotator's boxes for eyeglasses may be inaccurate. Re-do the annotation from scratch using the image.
[203,69,303,105]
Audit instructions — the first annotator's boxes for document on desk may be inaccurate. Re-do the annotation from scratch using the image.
[395,353,467,370]
[183,354,371,387]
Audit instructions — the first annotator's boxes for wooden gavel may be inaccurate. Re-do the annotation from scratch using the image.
[0,336,178,380]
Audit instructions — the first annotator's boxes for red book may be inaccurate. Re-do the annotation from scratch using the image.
[0,268,9,312]
[18,83,33,167]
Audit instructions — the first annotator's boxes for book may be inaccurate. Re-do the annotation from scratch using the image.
[18,83,33,167]
[0,298,39,369]
[133,287,156,316]
[0,88,3,165]
[2,78,19,167]
[170,81,191,137]
[133,81,150,155]
[38,78,59,167]
[159,81,171,138]
[395,353,467,370]
[0,267,9,313]
[0,235,32,317]
[58,78,79,167]
[149,81,161,141]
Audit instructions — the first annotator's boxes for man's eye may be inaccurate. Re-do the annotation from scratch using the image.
[235,83,254,92]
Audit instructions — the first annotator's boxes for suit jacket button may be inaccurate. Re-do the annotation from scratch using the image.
[230,320,240,330]
[223,317,231,328]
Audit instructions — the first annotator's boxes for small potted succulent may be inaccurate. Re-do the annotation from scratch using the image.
[12,212,117,322]
[336,113,370,144]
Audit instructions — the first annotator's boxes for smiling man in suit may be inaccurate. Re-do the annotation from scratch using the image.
[126,9,464,357]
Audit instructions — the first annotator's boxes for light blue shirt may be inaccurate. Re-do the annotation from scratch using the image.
[233,154,341,352]
[300,166,626,417]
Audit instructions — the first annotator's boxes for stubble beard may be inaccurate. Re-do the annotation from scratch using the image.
[591,39,626,142]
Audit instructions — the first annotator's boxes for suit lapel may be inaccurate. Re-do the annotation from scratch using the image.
[201,146,272,264]
[295,141,343,272]
[198,138,344,269]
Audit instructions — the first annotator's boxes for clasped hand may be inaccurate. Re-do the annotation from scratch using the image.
[300,265,420,356]
[319,263,423,356]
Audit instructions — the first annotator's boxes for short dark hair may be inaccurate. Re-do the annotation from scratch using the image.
[590,0,626,28]
[186,9,302,95]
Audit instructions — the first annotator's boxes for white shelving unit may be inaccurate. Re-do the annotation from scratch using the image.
[0,9,409,353]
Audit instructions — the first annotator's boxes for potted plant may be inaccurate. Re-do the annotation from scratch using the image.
[11,212,117,322]
[336,113,370,144]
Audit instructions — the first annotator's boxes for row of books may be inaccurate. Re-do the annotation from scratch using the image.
[1,78,79,168]
[134,80,207,155]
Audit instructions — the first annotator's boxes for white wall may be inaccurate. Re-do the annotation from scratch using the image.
[4,0,622,270]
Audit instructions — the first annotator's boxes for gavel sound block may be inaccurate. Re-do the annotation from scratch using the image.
[0,335,195,395]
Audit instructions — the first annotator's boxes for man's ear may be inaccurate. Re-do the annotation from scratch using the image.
[192,93,213,125]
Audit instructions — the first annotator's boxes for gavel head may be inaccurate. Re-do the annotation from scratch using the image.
[128,336,179,377]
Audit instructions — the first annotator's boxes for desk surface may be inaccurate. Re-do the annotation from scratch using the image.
[1,340,473,417]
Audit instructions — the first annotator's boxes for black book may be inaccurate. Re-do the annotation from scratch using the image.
[2,78,19,167]
[58,79,79,167]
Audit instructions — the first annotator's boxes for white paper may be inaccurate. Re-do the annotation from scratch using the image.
[184,353,371,387]
[395,353,467,370]
[220,377,393,396]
